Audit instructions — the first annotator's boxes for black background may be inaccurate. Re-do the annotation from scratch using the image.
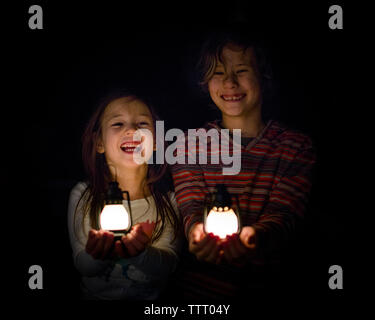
[6,0,352,312]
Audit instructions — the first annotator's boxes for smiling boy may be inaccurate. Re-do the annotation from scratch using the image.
[171,30,316,299]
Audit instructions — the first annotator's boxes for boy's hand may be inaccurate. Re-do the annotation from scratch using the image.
[114,224,150,258]
[222,226,257,266]
[188,223,223,264]
[86,229,115,260]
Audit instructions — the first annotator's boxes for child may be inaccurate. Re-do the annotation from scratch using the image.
[171,29,316,300]
[67,90,180,300]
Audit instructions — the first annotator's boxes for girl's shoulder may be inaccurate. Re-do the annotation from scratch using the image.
[166,191,179,213]
[69,181,89,204]
[167,190,176,201]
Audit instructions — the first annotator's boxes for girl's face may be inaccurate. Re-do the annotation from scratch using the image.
[97,97,155,170]
[207,43,262,119]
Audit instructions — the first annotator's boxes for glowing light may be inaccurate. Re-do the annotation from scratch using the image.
[100,204,130,231]
[205,207,239,239]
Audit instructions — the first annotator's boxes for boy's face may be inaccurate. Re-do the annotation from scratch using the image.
[208,43,262,119]
[97,97,155,170]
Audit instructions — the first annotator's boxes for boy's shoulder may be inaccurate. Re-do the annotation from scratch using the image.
[182,119,313,150]
[265,120,313,150]
[201,119,313,149]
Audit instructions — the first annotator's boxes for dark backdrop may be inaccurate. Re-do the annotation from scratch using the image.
[6,0,350,307]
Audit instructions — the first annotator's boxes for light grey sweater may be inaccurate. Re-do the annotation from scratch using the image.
[67,182,180,300]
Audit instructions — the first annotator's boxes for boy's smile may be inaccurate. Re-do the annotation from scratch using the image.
[221,93,246,102]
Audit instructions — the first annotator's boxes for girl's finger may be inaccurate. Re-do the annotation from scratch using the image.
[91,234,106,259]
[132,228,150,245]
[122,237,139,256]
[100,232,114,259]
[127,233,145,252]
[86,230,99,253]
[114,240,127,258]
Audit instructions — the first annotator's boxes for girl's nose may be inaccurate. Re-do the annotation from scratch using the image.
[124,124,137,136]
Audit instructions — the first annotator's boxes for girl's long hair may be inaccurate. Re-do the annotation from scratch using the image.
[75,89,179,243]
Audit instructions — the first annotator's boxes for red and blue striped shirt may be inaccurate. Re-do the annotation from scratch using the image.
[170,119,316,298]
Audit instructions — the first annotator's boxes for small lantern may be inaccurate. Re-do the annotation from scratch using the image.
[204,184,241,239]
[99,181,132,238]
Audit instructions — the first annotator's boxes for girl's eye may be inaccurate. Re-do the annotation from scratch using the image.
[138,122,150,127]
[214,71,224,75]
[111,122,123,127]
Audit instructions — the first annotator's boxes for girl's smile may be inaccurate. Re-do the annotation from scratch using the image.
[120,141,142,154]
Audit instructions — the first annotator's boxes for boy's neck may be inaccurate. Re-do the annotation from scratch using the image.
[221,112,265,137]
[113,165,150,201]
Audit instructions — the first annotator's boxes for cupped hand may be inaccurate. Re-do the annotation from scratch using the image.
[188,222,223,264]
[85,229,115,260]
[222,226,257,266]
[114,224,151,258]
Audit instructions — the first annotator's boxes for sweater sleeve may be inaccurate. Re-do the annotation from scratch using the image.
[171,131,209,238]
[251,139,316,257]
[67,182,113,277]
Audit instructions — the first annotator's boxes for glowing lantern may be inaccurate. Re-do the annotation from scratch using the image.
[99,181,132,238]
[204,184,241,239]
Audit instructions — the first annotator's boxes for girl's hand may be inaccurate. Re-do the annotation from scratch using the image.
[85,229,115,260]
[188,223,223,264]
[114,224,150,258]
[222,226,257,266]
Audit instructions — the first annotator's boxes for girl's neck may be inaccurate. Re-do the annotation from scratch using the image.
[112,165,150,200]
[221,111,265,138]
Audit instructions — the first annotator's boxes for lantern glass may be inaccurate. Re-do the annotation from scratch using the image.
[98,182,132,237]
[203,184,241,239]
[99,203,131,232]
[205,206,239,239]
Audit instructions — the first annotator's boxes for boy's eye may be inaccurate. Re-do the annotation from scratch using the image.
[237,69,248,74]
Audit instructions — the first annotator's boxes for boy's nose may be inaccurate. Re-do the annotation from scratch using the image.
[223,73,238,88]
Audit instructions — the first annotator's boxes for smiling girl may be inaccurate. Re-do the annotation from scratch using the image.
[67,90,180,300]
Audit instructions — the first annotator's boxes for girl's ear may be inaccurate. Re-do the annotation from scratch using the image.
[96,136,105,154]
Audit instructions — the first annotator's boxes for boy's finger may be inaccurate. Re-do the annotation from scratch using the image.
[189,233,209,253]
[196,236,218,260]
[205,240,221,263]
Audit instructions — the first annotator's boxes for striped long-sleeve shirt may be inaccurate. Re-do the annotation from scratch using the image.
[170,119,316,298]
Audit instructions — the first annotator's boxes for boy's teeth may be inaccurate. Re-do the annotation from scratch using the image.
[222,95,244,101]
